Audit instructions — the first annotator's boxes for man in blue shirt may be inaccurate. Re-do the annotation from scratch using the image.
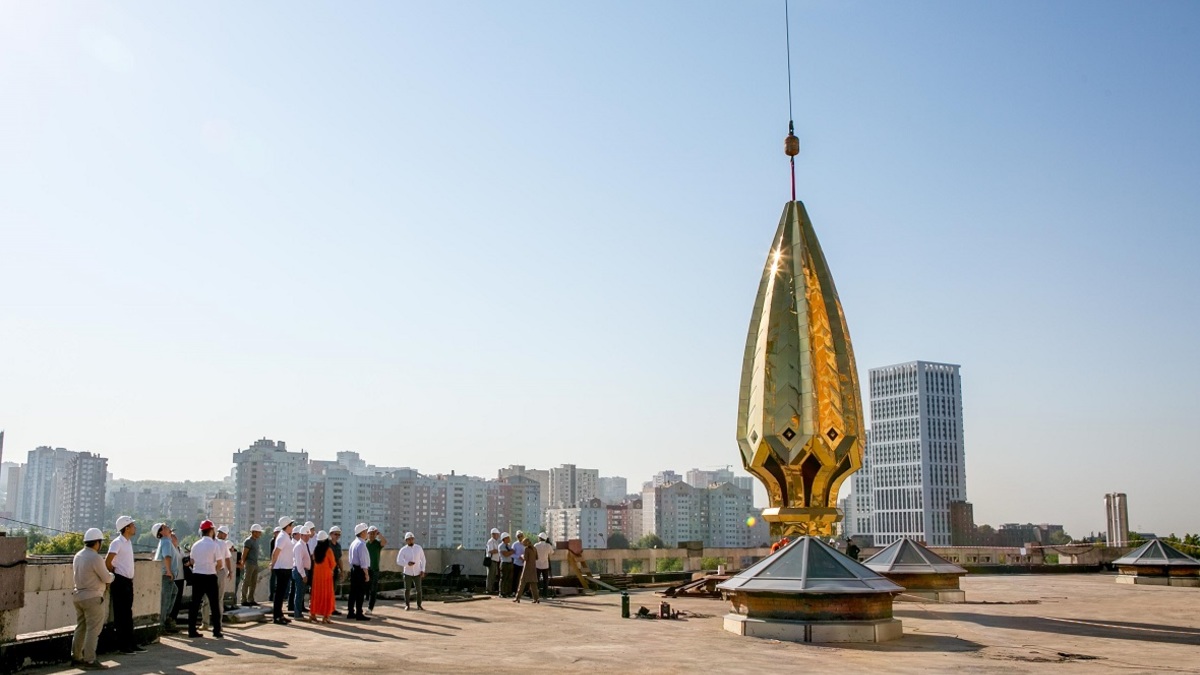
[153,523,183,634]
[512,530,527,598]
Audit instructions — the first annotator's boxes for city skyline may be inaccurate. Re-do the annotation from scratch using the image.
[2,3,1197,541]
[0,434,1165,548]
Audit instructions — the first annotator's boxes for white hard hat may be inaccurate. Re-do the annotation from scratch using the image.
[501,532,511,539]
[250,523,264,533]
[297,526,310,536]
[367,525,379,533]
[217,525,229,535]
[404,532,415,539]
[490,528,501,535]
[151,522,165,538]
[515,530,524,537]
[316,530,329,542]
[84,528,104,543]
[354,523,369,535]
[329,526,342,534]
[115,515,135,531]
[273,527,282,533]
[304,521,316,530]
[538,532,548,540]
[278,516,294,528]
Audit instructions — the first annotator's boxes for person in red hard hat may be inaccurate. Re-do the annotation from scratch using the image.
[188,520,226,639]
[770,536,791,554]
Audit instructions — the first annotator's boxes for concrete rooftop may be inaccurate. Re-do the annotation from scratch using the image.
[27,575,1200,674]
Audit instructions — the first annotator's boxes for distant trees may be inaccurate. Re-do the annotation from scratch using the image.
[633,534,665,550]
[1047,530,1073,545]
[607,532,630,549]
[1164,533,1200,557]
[30,532,84,555]
[655,557,683,572]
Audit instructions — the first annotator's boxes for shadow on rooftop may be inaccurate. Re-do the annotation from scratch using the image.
[896,609,1200,646]
[541,601,603,613]
[163,633,299,660]
[293,621,406,642]
[816,632,984,654]
[386,615,463,631]
[26,636,300,675]
[422,609,490,623]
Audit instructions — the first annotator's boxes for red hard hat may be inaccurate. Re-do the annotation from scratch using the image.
[199,520,215,533]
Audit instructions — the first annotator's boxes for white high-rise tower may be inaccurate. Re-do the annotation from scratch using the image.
[869,361,967,546]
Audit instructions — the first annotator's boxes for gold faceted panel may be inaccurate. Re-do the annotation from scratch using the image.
[736,201,865,538]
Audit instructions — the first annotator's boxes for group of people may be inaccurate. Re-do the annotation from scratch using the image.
[70,515,429,670]
[268,517,423,626]
[483,529,554,603]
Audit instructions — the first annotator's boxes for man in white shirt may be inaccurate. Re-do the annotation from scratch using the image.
[188,520,226,639]
[304,521,317,555]
[270,516,296,625]
[347,523,371,621]
[395,532,426,611]
[302,521,317,611]
[534,533,554,597]
[484,528,502,595]
[105,515,143,654]
[291,526,313,620]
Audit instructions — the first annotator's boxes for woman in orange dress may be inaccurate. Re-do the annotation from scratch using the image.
[309,531,337,623]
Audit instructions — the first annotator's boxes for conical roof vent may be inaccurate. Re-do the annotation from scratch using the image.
[717,536,903,594]
[1113,539,1200,567]
[863,538,967,575]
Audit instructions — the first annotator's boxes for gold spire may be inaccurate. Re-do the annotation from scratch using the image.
[736,201,865,538]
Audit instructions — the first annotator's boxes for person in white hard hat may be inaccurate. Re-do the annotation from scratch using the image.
[291,526,313,620]
[347,523,371,620]
[71,527,114,669]
[216,526,235,611]
[514,532,540,604]
[534,533,554,597]
[498,532,515,598]
[270,516,296,624]
[168,531,187,627]
[304,522,317,553]
[240,524,264,607]
[512,530,527,598]
[485,528,502,595]
[396,532,426,610]
[327,526,344,615]
[366,526,386,612]
[310,530,336,623]
[268,526,282,604]
[153,522,181,634]
[105,515,143,654]
[286,527,302,615]
[301,521,316,611]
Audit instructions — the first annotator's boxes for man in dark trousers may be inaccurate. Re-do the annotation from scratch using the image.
[347,523,372,620]
[188,520,225,638]
[846,537,861,561]
[365,526,386,613]
[270,517,296,625]
[105,516,144,654]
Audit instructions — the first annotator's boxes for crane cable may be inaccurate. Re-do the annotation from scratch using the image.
[783,0,800,201]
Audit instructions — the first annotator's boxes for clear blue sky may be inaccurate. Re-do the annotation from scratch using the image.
[2,2,1197,539]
